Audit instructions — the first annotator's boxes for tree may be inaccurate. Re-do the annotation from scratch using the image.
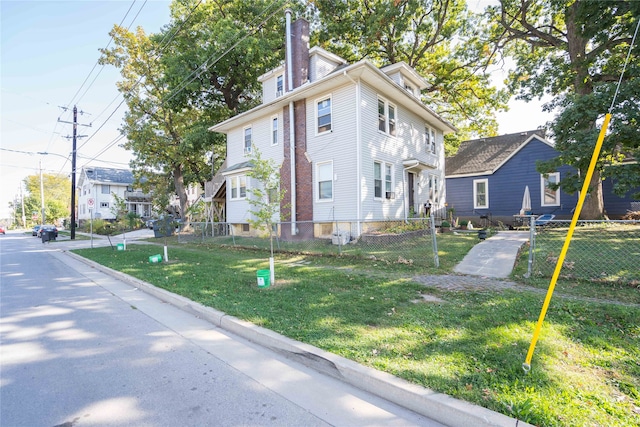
[308,0,510,152]
[100,25,215,224]
[22,173,70,225]
[246,146,288,284]
[489,0,640,218]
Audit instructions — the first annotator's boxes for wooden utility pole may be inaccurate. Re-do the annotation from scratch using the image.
[59,105,90,240]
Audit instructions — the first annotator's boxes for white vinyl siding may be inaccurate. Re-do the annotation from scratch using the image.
[474,179,489,209]
[541,172,560,206]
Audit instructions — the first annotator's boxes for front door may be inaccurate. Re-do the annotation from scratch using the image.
[408,172,415,217]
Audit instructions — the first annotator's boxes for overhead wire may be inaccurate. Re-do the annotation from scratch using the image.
[76,0,205,156]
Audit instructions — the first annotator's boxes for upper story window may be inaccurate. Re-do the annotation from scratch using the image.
[101,185,110,194]
[276,75,284,97]
[317,97,332,134]
[425,125,436,154]
[244,126,252,154]
[473,179,489,209]
[271,116,278,146]
[230,175,247,200]
[316,161,333,201]
[541,173,560,206]
[377,97,397,136]
[374,161,394,199]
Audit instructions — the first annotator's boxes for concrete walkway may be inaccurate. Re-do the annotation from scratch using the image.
[453,231,530,278]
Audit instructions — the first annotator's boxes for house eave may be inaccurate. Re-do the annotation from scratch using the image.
[209,61,457,135]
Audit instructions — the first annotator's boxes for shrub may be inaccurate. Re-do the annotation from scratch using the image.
[441,221,451,228]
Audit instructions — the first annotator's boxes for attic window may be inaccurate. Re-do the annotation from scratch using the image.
[276,75,284,96]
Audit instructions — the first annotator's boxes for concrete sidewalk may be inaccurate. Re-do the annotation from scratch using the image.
[453,231,530,278]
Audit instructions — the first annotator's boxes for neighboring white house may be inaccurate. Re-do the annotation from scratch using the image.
[77,167,152,224]
[209,14,456,238]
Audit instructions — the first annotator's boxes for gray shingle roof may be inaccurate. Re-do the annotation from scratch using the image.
[84,167,135,184]
[446,129,547,176]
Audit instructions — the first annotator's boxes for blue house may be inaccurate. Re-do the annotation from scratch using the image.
[445,130,578,227]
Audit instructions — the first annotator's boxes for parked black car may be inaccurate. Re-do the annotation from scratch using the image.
[37,224,58,238]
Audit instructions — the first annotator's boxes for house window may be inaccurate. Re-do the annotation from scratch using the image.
[244,127,252,154]
[276,74,284,96]
[317,161,333,201]
[374,161,394,199]
[101,185,110,194]
[100,202,109,208]
[428,174,440,205]
[378,99,386,132]
[317,97,332,134]
[425,125,436,154]
[230,175,247,200]
[377,97,397,136]
[541,172,560,206]
[474,179,489,209]
[271,116,278,146]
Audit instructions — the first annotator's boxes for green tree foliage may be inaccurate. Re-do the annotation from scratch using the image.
[489,0,640,218]
[22,173,70,224]
[308,0,510,152]
[100,0,293,221]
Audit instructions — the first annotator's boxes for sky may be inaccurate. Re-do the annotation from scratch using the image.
[0,0,553,223]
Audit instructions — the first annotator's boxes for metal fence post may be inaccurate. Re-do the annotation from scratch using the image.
[525,215,536,278]
[430,215,439,268]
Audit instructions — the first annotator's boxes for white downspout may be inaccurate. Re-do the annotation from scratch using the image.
[343,70,362,236]
[289,101,296,235]
[286,9,296,235]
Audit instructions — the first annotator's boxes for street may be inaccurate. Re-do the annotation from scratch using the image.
[0,232,442,427]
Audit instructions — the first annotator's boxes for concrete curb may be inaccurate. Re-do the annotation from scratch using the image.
[62,249,533,427]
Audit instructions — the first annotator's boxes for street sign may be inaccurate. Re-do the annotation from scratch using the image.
[87,198,95,209]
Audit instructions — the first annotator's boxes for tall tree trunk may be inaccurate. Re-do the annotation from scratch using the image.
[173,164,190,223]
[580,170,605,219]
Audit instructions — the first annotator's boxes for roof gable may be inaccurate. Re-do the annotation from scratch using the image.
[446,130,549,177]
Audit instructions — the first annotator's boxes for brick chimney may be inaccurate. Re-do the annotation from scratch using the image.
[280,15,313,239]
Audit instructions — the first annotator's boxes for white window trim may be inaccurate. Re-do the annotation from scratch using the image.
[377,96,397,137]
[424,125,436,154]
[271,115,279,146]
[316,95,332,135]
[229,175,248,201]
[541,172,561,206]
[473,178,489,209]
[373,160,394,200]
[243,126,253,155]
[316,160,334,202]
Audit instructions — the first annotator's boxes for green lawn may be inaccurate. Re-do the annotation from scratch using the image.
[73,234,639,427]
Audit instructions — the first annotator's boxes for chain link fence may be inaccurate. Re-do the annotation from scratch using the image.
[176,218,441,268]
[527,219,640,285]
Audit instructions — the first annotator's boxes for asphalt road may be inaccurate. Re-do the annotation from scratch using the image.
[0,231,443,427]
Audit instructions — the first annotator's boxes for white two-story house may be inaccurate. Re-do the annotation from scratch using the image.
[209,13,455,239]
[77,167,152,224]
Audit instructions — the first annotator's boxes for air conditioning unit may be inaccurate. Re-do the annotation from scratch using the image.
[386,192,395,199]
